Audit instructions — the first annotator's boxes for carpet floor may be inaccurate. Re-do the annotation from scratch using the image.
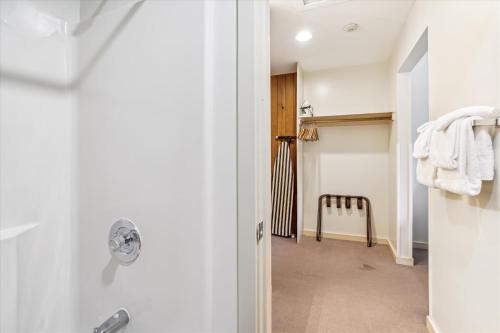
[272,236,428,333]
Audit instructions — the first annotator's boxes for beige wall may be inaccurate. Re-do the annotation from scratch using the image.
[389,1,500,332]
[302,63,391,239]
[305,63,390,115]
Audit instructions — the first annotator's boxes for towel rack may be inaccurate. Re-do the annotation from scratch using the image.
[473,117,500,126]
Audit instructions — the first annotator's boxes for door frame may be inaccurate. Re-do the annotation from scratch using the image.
[237,0,271,332]
[395,28,429,265]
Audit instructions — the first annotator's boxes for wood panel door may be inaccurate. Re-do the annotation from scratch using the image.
[270,73,297,236]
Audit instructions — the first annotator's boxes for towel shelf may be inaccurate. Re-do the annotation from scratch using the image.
[473,117,500,126]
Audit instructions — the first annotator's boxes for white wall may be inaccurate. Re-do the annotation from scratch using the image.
[0,1,79,332]
[410,53,428,245]
[389,1,500,332]
[79,0,138,22]
[302,63,391,239]
[305,63,390,115]
[77,1,238,332]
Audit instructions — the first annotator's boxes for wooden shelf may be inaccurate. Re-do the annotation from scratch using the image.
[300,112,394,127]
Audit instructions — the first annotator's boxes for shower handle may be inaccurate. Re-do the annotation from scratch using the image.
[109,229,138,253]
[108,219,141,264]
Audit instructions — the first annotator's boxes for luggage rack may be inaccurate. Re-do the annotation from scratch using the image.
[316,194,372,247]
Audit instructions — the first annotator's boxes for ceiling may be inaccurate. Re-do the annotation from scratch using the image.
[270,0,414,74]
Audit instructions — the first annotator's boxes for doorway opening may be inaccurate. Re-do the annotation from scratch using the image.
[395,28,429,266]
[268,1,429,332]
[410,53,429,265]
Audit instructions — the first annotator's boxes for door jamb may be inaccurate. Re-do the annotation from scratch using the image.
[395,28,428,265]
[237,0,271,332]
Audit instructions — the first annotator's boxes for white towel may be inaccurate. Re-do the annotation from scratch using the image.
[434,105,495,131]
[475,127,494,180]
[434,117,482,196]
[429,120,461,169]
[413,106,496,196]
[414,106,496,159]
[416,157,437,188]
[413,121,435,159]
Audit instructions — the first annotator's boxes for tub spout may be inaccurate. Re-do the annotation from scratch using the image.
[93,308,129,333]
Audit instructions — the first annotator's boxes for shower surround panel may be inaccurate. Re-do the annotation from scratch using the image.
[0,1,239,332]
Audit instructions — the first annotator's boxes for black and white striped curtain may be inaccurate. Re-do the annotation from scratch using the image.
[271,141,294,237]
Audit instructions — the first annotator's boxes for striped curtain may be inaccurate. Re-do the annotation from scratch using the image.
[271,141,294,237]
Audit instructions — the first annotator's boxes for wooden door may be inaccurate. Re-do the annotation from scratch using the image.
[270,73,297,236]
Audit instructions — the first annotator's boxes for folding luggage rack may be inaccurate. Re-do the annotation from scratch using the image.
[316,194,372,247]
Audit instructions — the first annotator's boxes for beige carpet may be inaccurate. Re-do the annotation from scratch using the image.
[272,236,428,333]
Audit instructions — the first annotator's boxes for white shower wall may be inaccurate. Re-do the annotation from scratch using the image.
[77,1,238,331]
[1,0,239,332]
[0,1,79,332]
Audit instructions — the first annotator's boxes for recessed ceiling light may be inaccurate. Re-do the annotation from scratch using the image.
[295,30,312,42]
[343,23,359,32]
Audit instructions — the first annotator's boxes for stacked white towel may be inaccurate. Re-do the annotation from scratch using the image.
[476,127,495,181]
[413,122,435,159]
[412,106,496,196]
[429,120,461,169]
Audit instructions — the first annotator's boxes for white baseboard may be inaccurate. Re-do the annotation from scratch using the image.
[426,316,441,333]
[396,255,414,266]
[388,238,414,266]
[304,230,415,266]
[413,241,428,250]
[302,229,388,245]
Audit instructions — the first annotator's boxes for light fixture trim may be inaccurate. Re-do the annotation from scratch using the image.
[295,30,312,42]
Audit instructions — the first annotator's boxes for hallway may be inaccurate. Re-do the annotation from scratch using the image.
[272,237,428,333]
